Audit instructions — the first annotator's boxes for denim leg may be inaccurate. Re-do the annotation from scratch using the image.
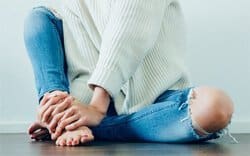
[24,6,69,102]
[91,88,228,143]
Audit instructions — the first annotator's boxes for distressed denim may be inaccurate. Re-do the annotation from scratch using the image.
[92,88,229,143]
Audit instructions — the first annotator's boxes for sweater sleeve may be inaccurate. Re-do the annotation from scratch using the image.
[88,0,167,97]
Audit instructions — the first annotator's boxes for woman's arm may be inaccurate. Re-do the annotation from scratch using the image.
[89,86,111,115]
[88,0,168,98]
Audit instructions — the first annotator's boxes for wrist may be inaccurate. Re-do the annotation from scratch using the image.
[90,86,110,115]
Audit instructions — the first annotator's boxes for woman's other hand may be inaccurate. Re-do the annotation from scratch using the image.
[53,86,111,139]
[52,101,106,139]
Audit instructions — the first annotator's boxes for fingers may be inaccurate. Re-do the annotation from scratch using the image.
[59,114,80,131]
[42,96,74,123]
[40,91,68,106]
[59,108,76,124]
[47,112,65,139]
[42,105,57,123]
[51,96,74,117]
[38,96,65,122]
[65,118,86,131]
[54,111,77,138]
[47,97,75,139]
[40,93,50,106]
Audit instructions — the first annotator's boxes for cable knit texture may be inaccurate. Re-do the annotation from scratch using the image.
[48,0,191,115]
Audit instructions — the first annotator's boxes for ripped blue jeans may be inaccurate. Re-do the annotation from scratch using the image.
[24,6,234,143]
[91,87,229,143]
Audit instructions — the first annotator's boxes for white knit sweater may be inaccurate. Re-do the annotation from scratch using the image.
[50,0,191,115]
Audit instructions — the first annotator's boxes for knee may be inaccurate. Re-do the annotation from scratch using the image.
[24,7,53,40]
[190,86,234,134]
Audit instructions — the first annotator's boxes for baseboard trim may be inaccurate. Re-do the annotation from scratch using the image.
[0,120,250,133]
[227,120,250,133]
[0,122,31,133]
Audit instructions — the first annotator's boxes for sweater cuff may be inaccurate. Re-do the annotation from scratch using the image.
[87,65,123,98]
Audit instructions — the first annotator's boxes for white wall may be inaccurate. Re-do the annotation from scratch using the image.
[181,0,250,133]
[0,0,249,133]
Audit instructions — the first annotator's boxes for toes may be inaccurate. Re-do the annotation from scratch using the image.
[80,136,88,143]
[55,127,94,146]
[51,133,56,141]
[72,140,79,146]
[56,137,62,146]
[56,139,60,146]
[72,135,81,146]
[72,137,80,146]
[57,137,66,146]
[80,129,94,143]
[80,134,94,143]
[66,137,74,146]
[61,138,66,146]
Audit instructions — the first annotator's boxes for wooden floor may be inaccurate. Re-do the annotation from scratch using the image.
[0,133,248,156]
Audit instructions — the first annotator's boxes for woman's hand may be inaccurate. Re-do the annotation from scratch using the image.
[37,91,72,122]
[28,91,72,141]
[52,86,111,139]
[37,91,74,136]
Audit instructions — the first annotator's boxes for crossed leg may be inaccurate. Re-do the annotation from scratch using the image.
[188,86,234,136]
[56,86,234,145]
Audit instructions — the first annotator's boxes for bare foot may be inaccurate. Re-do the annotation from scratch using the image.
[55,126,94,146]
